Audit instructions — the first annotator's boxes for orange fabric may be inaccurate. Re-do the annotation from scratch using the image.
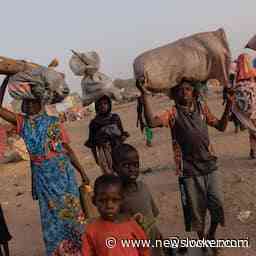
[236,54,256,82]
[157,108,176,127]
[82,218,150,256]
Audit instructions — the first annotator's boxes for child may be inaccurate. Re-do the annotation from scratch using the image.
[0,204,11,256]
[85,95,129,174]
[82,175,150,256]
[145,127,153,147]
[112,144,167,256]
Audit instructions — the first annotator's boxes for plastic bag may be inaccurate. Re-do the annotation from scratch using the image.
[69,51,100,76]
[81,72,123,105]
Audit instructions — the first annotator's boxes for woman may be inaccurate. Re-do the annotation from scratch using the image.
[85,95,129,174]
[233,53,256,158]
[0,82,90,255]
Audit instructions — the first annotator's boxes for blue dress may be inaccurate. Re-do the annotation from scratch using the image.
[17,113,85,256]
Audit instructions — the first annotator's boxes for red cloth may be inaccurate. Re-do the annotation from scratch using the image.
[82,218,150,256]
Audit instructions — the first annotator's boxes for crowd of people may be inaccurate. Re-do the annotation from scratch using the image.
[0,52,255,256]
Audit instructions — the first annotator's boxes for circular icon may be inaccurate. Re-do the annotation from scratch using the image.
[106,237,117,249]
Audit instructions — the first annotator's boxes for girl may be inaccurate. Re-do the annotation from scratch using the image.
[85,95,129,174]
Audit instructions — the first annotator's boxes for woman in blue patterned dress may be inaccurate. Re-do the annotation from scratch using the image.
[0,97,90,255]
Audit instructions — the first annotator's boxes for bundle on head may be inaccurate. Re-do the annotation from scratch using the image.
[133,28,231,94]
[69,50,123,106]
[8,66,70,104]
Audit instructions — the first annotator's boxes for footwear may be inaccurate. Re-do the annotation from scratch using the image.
[235,127,239,133]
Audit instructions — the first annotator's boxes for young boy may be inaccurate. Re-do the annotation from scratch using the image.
[112,144,167,256]
[0,204,11,256]
[85,95,129,174]
[82,175,150,256]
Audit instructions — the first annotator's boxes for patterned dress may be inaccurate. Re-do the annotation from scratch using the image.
[16,113,85,256]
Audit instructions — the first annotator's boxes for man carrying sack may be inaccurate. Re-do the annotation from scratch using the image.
[136,79,234,255]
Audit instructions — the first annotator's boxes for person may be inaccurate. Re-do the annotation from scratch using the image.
[85,95,129,174]
[223,73,245,133]
[136,78,233,255]
[0,80,90,255]
[137,96,153,147]
[112,143,166,256]
[145,126,153,147]
[232,54,256,159]
[82,174,150,256]
[0,204,11,256]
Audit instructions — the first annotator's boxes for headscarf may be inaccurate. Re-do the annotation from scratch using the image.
[236,54,256,82]
[95,95,112,115]
[85,95,124,147]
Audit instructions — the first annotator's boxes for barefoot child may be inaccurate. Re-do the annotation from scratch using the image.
[82,175,150,256]
[85,95,129,174]
[0,204,11,256]
[112,144,166,256]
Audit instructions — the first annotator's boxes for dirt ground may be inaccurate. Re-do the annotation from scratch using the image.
[0,89,255,256]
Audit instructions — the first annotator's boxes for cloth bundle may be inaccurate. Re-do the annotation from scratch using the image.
[69,51,123,105]
[8,67,70,104]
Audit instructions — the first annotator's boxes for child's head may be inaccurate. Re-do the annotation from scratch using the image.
[93,174,123,221]
[95,95,112,115]
[112,144,140,183]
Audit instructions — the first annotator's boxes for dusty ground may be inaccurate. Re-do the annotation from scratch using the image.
[0,89,255,256]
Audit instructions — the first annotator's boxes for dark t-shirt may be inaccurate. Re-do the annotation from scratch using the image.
[172,103,218,176]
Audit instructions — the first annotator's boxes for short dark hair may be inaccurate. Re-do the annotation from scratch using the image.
[112,143,139,165]
[94,174,123,196]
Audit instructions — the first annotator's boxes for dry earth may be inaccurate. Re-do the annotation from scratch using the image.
[0,89,255,256]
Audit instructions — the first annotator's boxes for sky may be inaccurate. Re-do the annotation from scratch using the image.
[0,0,255,99]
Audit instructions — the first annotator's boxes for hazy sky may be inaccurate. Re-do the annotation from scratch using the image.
[0,0,255,96]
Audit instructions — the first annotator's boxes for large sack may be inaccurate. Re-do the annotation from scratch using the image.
[133,28,231,93]
[8,67,70,104]
[81,71,123,105]
[69,51,100,76]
